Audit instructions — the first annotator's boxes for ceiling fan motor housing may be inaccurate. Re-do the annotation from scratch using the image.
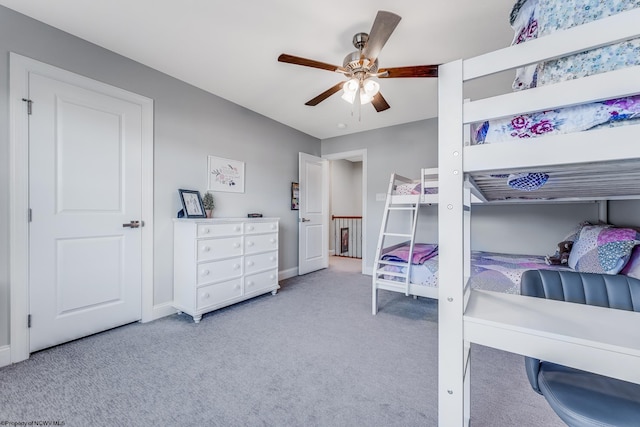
[343,51,379,75]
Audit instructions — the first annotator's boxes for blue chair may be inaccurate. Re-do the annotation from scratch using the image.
[521,269,640,427]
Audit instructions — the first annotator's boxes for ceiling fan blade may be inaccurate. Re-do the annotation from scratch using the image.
[362,11,402,62]
[305,81,345,106]
[278,54,344,73]
[371,92,390,112]
[378,65,439,78]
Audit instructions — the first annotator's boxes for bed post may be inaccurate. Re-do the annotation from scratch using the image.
[438,59,468,426]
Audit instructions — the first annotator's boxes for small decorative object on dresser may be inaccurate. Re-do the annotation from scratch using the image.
[173,217,279,323]
[178,189,206,218]
[202,192,215,218]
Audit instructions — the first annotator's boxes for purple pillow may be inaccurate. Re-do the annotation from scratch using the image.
[621,246,640,280]
[568,225,640,274]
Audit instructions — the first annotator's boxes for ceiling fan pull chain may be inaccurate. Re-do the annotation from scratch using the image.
[357,85,362,121]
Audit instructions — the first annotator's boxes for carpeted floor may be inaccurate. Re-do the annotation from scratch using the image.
[0,258,563,426]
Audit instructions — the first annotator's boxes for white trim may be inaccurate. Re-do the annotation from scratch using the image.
[8,53,154,363]
[322,149,368,274]
[151,302,178,321]
[279,267,298,281]
[0,345,11,368]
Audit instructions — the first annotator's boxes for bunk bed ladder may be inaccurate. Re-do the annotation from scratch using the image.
[372,174,421,314]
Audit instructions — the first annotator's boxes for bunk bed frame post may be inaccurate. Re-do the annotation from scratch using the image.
[437,59,468,426]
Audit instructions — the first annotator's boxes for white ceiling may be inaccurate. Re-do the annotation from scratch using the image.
[0,0,517,139]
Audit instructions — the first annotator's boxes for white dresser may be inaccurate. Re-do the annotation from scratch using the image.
[173,218,279,323]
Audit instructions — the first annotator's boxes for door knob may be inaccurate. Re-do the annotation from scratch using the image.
[123,220,142,228]
[300,218,311,222]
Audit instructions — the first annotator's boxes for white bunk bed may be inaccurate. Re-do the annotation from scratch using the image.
[437,3,640,426]
[371,168,584,314]
[372,169,440,307]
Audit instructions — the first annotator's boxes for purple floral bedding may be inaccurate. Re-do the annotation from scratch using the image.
[380,248,570,294]
[475,96,640,143]
[394,182,438,195]
[474,0,640,144]
[469,251,570,294]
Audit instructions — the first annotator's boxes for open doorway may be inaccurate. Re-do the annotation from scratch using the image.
[323,150,367,274]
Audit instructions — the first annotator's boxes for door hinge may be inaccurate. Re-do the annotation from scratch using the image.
[22,98,33,115]
[28,314,31,328]
[28,208,32,222]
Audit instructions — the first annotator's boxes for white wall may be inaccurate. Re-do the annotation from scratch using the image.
[0,6,319,348]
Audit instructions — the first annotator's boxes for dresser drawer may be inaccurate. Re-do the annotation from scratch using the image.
[244,222,278,235]
[245,233,278,254]
[197,257,243,285]
[245,269,278,295]
[197,237,243,261]
[197,222,242,237]
[197,279,242,309]
[245,252,278,274]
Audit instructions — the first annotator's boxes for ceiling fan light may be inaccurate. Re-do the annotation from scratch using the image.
[341,91,356,104]
[341,78,359,104]
[363,79,380,96]
[358,79,380,104]
[359,92,374,104]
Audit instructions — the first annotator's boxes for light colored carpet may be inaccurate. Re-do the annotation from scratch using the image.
[0,266,563,426]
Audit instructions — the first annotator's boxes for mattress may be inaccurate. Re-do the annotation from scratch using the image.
[394,182,438,195]
[474,0,640,145]
[381,250,571,295]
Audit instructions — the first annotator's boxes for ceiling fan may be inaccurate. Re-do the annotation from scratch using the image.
[278,10,438,112]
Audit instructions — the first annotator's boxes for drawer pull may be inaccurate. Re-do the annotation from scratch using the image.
[247,281,254,287]
[271,224,277,230]
[235,284,241,290]
[270,238,276,244]
[270,274,275,280]
[202,292,210,299]
[233,264,240,269]
[269,256,276,262]
[233,243,240,248]
[234,226,241,232]
[248,225,254,231]
[247,261,254,267]
[202,228,210,234]
[247,241,254,247]
[202,246,211,252]
[201,269,210,276]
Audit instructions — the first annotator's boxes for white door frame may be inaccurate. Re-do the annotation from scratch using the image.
[8,53,154,363]
[322,149,368,274]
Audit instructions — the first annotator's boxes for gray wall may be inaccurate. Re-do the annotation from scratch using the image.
[609,200,640,228]
[322,118,606,271]
[0,7,319,348]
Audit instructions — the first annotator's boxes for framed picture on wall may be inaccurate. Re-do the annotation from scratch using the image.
[341,227,349,254]
[178,189,206,218]
[208,155,245,193]
[291,182,299,210]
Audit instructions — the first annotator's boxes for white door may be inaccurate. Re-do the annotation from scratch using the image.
[298,153,329,275]
[28,72,143,352]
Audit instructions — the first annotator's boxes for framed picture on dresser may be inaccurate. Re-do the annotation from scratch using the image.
[178,189,207,218]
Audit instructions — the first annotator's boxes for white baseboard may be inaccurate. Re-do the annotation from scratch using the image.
[363,264,373,276]
[0,345,11,368]
[279,267,298,281]
[329,250,335,256]
[148,302,178,322]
